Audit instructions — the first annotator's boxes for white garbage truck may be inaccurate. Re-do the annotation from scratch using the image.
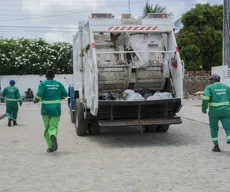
[69,13,184,136]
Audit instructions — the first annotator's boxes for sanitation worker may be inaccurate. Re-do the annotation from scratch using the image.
[0,80,22,126]
[202,74,230,152]
[34,69,68,153]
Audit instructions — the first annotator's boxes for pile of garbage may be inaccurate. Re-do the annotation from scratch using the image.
[99,89,173,101]
[184,91,203,100]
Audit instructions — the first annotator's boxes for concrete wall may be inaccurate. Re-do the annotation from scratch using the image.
[0,72,211,96]
[0,75,73,96]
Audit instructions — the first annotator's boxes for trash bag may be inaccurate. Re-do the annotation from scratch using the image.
[163,55,170,78]
[99,92,123,101]
[136,89,155,99]
[110,92,121,100]
[147,91,173,101]
[129,34,149,68]
[123,89,145,101]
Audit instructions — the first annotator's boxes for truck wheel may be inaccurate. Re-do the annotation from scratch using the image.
[75,99,88,136]
[70,111,75,124]
[144,125,158,132]
[88,120,101,135]
[157,125,169,132]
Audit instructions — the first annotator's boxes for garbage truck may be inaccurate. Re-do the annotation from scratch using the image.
[69,13,184,136]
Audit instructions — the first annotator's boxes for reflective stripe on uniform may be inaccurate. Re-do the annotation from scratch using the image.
[202,96,210,100]
[227,136,230,140]
[42,100,61,104]
[35,95,41,100]
[212,138,218,142]
[6,98,18,101]
[209,102,230,107]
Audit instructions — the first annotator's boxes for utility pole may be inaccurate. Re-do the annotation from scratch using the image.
[223,0,230,67]
[128,0,130,14]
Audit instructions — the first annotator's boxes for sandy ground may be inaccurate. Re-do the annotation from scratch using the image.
[0,102,229,192]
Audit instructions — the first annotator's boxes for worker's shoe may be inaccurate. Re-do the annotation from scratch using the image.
[212,144,221,152]
[13,121,17,126]
[51,135,58,152]
[47,148,54,153]
[8,119,12,127]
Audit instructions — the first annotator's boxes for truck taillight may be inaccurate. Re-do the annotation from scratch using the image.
[148,13,168,19]
[91,13,113,18]
[173,58,178,68]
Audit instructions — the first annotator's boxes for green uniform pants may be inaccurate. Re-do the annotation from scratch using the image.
[209,116,230,144]
[6,104,18,121]
[42,116,60,149]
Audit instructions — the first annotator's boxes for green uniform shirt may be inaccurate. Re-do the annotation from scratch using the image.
[34,80,68,116]
[202,82,230,117]
[0,86,22,105]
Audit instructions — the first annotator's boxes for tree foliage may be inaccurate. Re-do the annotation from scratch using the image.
[177,4,223,71]
[142,3,173,18]
[0,38,73,75]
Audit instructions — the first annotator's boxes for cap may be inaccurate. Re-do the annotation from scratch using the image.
[209,74,220,81]
[9,80,15,84]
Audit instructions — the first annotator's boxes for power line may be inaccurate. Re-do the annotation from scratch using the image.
[0,0,146,21]
[0,26,78,29]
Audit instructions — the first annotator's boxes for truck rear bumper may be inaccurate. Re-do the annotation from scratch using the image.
[86,98,182,121]
[99,116,182,127]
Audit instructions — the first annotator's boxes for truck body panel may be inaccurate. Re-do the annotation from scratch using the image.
[70,13,184,135]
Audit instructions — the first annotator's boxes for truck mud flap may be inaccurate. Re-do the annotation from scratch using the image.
[98,117,182,127]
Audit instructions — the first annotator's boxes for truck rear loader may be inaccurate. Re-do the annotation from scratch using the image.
[69,13,184,136]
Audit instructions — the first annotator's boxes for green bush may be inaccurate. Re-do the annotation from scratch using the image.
[0,38,73,75]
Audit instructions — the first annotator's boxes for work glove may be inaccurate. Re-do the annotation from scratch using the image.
[19,102,22,107]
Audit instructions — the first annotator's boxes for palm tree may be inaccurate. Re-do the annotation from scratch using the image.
[142,3,183,31]
[142,3,173,18]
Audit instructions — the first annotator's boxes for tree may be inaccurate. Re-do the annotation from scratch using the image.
[142,3,173,18]
[141,3,184,30]
[0,38,73,75]
[177,4,223,71]
[174,17,183,31]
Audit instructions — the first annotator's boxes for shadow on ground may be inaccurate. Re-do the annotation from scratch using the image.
[86,125,198,149]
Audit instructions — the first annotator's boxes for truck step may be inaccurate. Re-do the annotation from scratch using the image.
[98,117,182,127]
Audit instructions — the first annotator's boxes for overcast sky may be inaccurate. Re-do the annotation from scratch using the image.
[0,0,222,42]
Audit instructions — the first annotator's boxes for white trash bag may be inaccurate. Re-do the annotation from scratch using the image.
[123,89,145,101]
[129,34,149,68]
[147,91,173,101]
[163,55,170,78]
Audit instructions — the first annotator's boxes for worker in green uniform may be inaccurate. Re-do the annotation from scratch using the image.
[34,70,68,153]
[0,80,22,126]
[202,74,230,152]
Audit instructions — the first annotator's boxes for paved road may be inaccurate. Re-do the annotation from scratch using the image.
[0,103,6,118]
[0,102,230,192]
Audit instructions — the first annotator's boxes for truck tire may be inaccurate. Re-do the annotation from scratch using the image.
[75,99,88,136]
[144,125,158,132]
[70,111,75,124]
[157,125,169,132]
[88,120,101,135]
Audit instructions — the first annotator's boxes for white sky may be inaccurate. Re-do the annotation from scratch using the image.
[0,0,222,42]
